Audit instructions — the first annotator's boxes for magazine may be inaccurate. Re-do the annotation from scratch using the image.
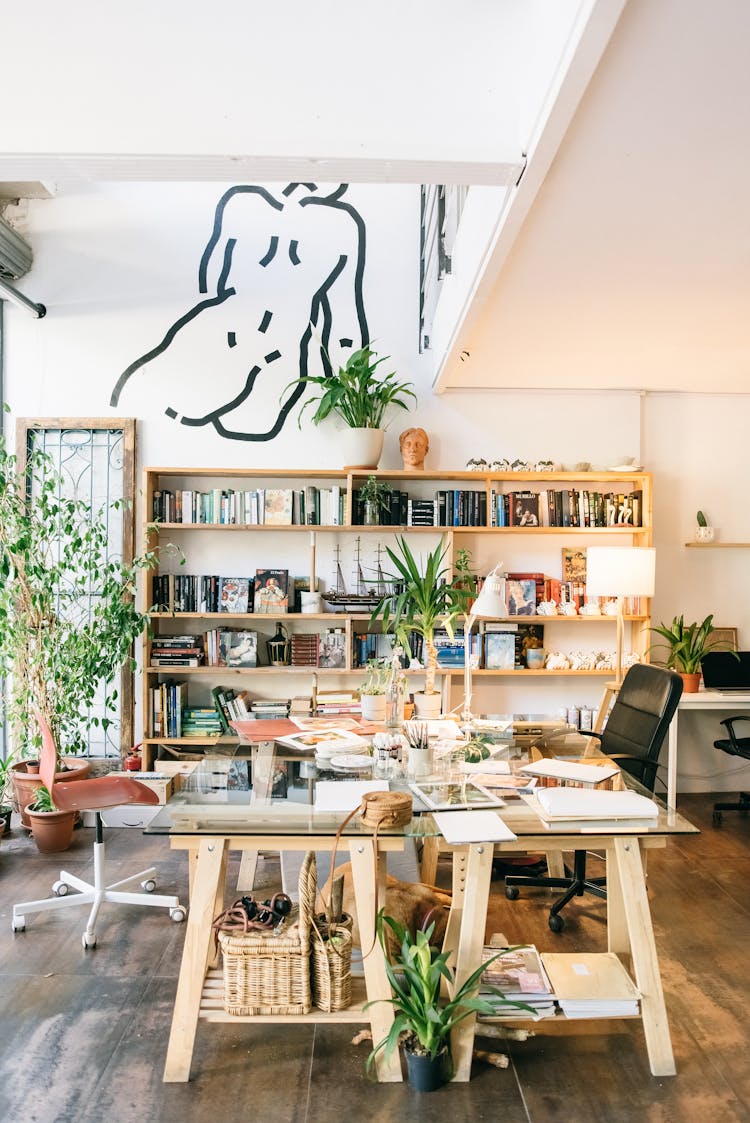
[275,727,369,754]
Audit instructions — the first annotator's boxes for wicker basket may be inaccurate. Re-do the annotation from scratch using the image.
[311,911,353,1013]
[218,851,316,1016]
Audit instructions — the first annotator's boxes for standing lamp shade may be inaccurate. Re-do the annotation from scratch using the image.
[585,547,656,685]
[462,564,507,726]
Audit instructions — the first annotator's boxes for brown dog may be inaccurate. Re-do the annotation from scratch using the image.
[321,862,451,955]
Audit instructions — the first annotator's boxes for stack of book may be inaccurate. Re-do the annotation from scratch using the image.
[407,498,438,526]
[290,696,313,717]
[250,698,290,719]
[211,686,251,731]
[315,690,361,716]
[150,636,203,667]
[149,680,187,738]
[291,634,319,666]
[541,952,640,1018]
[181,708,224,738]
[479,944,555,1020]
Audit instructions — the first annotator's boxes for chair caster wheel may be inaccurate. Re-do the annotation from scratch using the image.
[505,885,520,900]
[53,880,69,896]
[82,933,97,950]
[548,913,565,933]
[142,879,157,893]
[12,918,25,933]
[712,811,722,827]
[170,906,187,923]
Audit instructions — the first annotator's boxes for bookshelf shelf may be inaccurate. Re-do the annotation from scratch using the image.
[141,465,653,768]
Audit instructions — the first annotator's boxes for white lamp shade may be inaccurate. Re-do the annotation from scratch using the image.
[585,546,656,598]
[471,570,507,618]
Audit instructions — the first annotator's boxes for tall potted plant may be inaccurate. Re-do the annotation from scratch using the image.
[365,912,533,1091]
[650,613,730,693]
[0,426,157,831]
[285,345,416,469]
[370,536,462,719]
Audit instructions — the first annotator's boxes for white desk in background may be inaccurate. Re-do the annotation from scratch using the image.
[666,689,750,811]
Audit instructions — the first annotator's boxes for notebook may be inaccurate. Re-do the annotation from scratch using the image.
[700,651,750,692]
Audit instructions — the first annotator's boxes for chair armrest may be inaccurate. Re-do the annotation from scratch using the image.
[718,716,750,754]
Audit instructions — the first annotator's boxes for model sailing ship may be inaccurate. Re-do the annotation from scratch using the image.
[323,539,394,611]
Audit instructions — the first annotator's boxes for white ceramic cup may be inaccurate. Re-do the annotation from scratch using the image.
[300,591,323,613]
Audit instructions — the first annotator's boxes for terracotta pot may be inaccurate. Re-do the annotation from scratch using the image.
[25,805,76,852]
[679,672,702,694]
[11,759,92,828]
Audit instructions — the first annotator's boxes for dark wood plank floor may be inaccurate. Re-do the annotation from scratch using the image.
[0,793,748,1123]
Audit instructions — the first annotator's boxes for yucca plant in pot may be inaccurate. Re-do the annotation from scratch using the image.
[284,345,416,469]
[365,912,533,1090]
[370,536,463,719]
[650,613,731,693]
[0,423,158,834]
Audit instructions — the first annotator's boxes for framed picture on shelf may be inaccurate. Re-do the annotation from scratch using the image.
[708,626,739,652]
[484,631,516,670]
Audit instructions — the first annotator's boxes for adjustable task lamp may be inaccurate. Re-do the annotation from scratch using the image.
[461,563,507,728]
[585,546,656,686]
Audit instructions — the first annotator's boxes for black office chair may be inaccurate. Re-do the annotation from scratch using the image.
[505,663,683,932]
[712,717,750,825]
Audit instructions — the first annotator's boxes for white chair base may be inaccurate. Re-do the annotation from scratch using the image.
[12,838,186,948]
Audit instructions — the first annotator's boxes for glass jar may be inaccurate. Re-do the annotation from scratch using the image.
[384,654,405,730]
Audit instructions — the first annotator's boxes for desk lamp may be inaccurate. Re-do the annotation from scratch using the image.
[461,563,507,728]
[585,546,656,686]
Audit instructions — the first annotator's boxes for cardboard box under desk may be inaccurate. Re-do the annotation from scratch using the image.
[103,772,176,803]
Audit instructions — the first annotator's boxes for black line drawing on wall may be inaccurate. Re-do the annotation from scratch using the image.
[110,183,369,442]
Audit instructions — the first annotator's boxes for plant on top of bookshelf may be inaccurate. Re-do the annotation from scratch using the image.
[371,536,463,714]
[0,421,157,763]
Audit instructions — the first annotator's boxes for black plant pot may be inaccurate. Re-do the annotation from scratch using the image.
[0,804,12,835]
[404,1047,449,1092]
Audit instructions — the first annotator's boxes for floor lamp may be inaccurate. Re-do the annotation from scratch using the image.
[462,563,507,728]
[585,546,656,686]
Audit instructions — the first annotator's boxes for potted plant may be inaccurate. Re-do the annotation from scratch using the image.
[695,509,715,543]
[0,751,16,836]
[371,536,462,719]
[365,912,533,1091]
[453,547,478,612]
[358,474,392,526]
[0,427,157,834]
[285,345,416,469]
[24,783,77,853]
[650,613,730,692]
[359,658,388,721]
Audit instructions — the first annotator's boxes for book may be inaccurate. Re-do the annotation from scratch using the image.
[506,578,536,616]
[263,488,293,525]
[483,631,516,670]
[254,568,289,613]
[219,629,258,668]
[540,952,640,1017]
[561,547,587,606]
[219,577,250,613]
[318,629,346,669]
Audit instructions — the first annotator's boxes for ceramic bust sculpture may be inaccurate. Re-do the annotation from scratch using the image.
[400,427,429,471]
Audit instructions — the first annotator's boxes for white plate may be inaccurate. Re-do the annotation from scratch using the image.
[328,753,374,770]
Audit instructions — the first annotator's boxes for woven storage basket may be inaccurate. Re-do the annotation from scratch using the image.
[311,909,353,1013]
[218,850,316,1016]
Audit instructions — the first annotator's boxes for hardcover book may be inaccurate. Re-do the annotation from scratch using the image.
[484,631,516,670]
[506,578,537,616]
[254,568,289,613]
[263,488,294,525]
[219,577,250,613]
[219,630,258,668]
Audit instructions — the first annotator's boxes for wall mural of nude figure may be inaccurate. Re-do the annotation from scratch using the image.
[110,183,369,442]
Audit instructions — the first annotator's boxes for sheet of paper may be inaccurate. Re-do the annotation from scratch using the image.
[433,810,517,844]
[520,759,619,783]
[456,760,511,775]
[313,780,389,813]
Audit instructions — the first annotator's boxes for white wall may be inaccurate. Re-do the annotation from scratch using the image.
[4,181,747,793]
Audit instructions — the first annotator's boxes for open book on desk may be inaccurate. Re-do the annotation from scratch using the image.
[521,786,659,829]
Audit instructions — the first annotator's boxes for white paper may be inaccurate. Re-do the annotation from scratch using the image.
[313,780,389,813]
[433,810,517,844]
[534,787,659,819]
[457,760,511,775]
[520,759,620,783]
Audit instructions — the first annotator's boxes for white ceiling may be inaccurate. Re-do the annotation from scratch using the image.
[437,0,750,394]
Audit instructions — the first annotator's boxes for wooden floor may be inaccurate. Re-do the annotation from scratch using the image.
[1,793,749,1123]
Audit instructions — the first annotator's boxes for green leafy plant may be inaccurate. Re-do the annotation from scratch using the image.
[286,345,416,430]
[28,784,57,813]
[696,510,708,527]
[0,751,17,808]
[650,613,731,674]
[370,537,463,697]
[459,733,493,764]
[0,429,159,762]
[360,659,389,696]
[453,546,478,612]
[365,912,533,1073]
[359,474,392,515]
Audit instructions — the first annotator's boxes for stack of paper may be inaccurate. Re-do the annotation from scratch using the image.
[433,810,517,843]
[479,945,555,1020]
[526,786,659,823]
[541,952,640,1019]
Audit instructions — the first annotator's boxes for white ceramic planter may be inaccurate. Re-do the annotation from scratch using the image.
[340,427,385,470]
[694,526,715,543]
[413,692,442,720]
[361,694,386,721]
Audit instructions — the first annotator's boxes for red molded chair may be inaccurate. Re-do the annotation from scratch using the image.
[12,711,186,948]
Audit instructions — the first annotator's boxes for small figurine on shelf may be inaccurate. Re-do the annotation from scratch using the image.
[384,647,406,730]
[399,427,430,471]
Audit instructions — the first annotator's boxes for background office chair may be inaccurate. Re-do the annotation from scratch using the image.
[712,716,750,825]
[13,711,186,948]
[505,663,683,931]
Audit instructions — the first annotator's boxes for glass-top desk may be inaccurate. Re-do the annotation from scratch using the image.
[150,725,697,1085]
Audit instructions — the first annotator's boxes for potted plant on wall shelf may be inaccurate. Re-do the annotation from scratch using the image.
[650,613,731,693]
[370,536,462,720]
[284,345,416,469]
[0,424,158,834]
[365,912,533,1091]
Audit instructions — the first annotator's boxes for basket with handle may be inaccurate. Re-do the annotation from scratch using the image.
[217,850,316,1016]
